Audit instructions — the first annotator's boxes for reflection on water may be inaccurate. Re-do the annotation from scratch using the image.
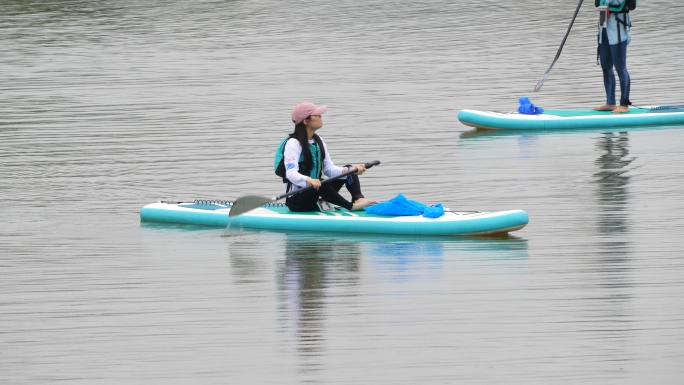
[459,125,682,142]
[367,234,529,285]
[224,230,529,371]
[276,235,361,361]
[591,132,634,335]
[594,132,634,235]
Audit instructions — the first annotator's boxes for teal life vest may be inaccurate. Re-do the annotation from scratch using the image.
[598,0,637,13]
[274,137,323,182]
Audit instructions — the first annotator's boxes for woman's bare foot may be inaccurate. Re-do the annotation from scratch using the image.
[351,198,377,211]
[611,106,630,113]
[593,104,617,111]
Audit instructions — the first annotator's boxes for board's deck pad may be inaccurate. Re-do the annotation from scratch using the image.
[543,108,650,117]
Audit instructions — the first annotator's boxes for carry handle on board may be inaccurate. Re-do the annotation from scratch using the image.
[228,160,381,218]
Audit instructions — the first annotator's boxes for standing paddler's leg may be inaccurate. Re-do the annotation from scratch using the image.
[611,40,631,113]
[594,29,617,111]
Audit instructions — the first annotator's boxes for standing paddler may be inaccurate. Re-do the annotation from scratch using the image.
[593,0,636,113]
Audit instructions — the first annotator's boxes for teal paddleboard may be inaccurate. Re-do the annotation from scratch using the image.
[458,105,684,130]
[140,201,529,236]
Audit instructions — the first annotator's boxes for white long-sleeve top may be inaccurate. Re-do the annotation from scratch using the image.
[283,137,345,193]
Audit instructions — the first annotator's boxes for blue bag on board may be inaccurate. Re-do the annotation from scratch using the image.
[517,96,544,115]
[364,194,445,218]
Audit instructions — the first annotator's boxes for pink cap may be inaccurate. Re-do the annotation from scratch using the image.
[291,102,327,124]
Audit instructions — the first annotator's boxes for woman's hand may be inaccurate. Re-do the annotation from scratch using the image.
[352,164,366,175]
[306,177,321,190]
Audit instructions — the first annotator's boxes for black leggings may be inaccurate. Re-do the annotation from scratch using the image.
[286,174,364,212]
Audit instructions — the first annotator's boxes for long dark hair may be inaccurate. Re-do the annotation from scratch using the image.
[289,118,325,172]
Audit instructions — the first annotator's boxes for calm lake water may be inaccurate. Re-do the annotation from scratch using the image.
[2,1,684,384]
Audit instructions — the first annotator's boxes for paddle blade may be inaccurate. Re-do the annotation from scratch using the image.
[229,195,274,217]
[534,73,548,92]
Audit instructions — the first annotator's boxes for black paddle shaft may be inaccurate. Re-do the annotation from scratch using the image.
[534,0,584,92]
[274,160,380,200]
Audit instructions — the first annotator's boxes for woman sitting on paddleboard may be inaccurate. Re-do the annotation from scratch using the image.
[279,102,377,212]
[594,0,634,113]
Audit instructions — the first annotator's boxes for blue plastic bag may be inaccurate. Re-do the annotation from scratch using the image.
[517,96,544,115]
[422,204,445,218]
[364,194,445,218]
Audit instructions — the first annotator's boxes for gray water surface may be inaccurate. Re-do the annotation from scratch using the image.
[2,1,684,384]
